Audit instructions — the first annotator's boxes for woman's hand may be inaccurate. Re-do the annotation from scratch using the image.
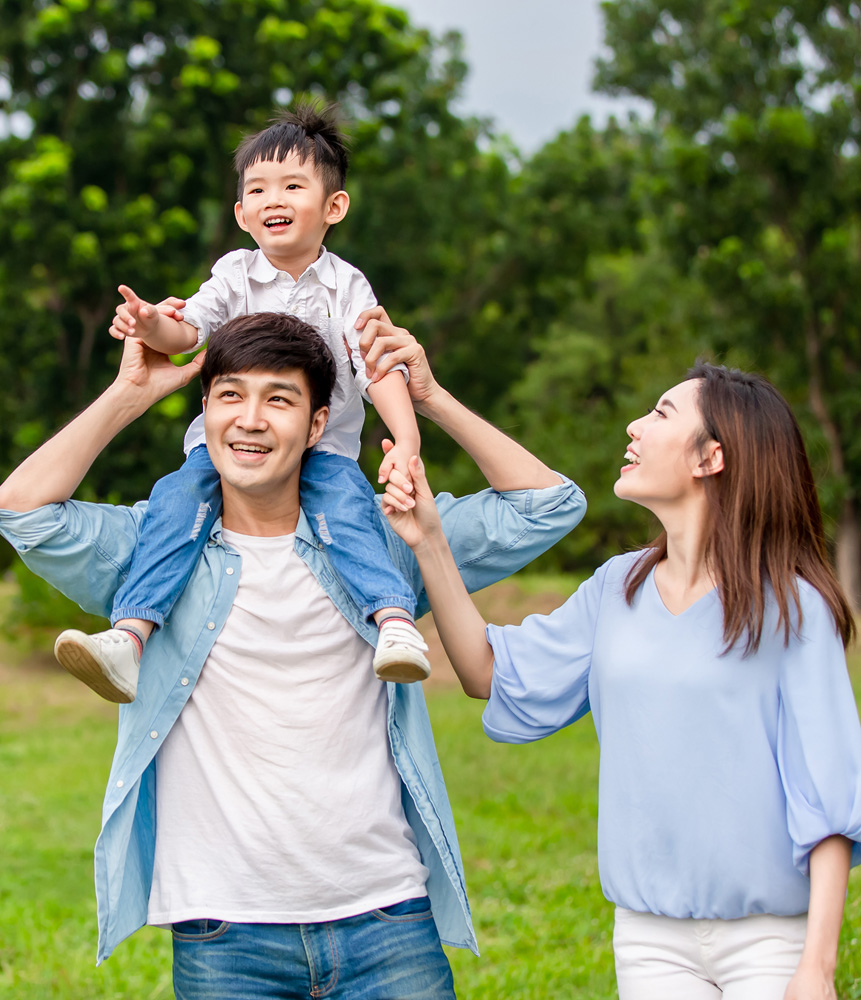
[783,959,837,1000]
[381,448,441,553]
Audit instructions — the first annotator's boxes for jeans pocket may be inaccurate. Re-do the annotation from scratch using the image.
[171,918,231,941]
[371,896,433,922]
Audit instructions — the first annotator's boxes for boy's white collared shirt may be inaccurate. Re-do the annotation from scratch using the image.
[181,247,399,460]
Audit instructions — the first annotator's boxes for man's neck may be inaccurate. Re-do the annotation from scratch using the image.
[220,487,303,537]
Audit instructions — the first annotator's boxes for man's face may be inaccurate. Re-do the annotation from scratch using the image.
[234,153,347,273]
[203,367,328,501]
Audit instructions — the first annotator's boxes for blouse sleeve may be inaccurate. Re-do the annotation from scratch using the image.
[482,561,609,744]
[777,582,861,875]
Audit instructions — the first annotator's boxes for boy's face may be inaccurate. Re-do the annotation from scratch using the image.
[234,153,348,276]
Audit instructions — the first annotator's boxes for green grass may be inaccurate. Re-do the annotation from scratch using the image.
[1,623,860,998]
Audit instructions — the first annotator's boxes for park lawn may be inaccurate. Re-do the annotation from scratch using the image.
[0,578,859,999]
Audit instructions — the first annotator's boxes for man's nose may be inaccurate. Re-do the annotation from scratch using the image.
[236,401,267,430]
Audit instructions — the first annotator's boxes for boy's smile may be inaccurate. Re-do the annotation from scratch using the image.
[234,153,349,280]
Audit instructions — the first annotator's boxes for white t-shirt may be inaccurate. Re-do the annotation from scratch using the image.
[181,247,398,460]
[148,529,428,926]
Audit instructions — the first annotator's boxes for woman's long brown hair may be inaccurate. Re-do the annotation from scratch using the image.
[624,363,855,654]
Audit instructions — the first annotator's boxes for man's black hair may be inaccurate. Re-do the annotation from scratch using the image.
[234,100,349,199]
[200,313,336,415]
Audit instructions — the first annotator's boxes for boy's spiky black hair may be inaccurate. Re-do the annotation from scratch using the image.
[233,100,350,199]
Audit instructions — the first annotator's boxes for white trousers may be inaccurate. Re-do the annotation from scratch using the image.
[613,907,807,1000]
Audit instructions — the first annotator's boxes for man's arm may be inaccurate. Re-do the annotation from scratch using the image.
[0,338,204,512]
[356,310,561,492]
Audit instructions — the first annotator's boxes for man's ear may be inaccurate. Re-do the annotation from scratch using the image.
[324,191,350,227]
[234,201,250,233]
[307,406,329,448]
[693,440,724,478]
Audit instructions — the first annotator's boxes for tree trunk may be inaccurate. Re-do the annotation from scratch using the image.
[836,496,861,614]
[803,317,859,610]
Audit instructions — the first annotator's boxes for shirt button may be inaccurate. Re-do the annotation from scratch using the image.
[226,567,234,575]
[181,677,189,686]
[150,731,158,739]
[116,780,124,788]
[207,622,215,630]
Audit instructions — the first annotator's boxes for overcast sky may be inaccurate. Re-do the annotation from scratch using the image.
[395,0,640,153]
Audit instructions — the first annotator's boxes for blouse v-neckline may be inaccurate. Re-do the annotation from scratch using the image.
[648,566,718,618]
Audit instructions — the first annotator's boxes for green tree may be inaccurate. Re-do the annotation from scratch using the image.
[0,0,503,502]
[596,0,861,607]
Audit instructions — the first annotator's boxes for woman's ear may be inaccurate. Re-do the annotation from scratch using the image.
[694,440,724,478]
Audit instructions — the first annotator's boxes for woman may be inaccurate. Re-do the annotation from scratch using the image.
[382,363,861,1000]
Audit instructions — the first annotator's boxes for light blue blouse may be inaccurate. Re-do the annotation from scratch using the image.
[484,551,861,919]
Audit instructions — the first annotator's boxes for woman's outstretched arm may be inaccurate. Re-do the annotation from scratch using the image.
[383,455,495,699]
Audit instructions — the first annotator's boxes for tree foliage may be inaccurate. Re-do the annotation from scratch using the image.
[595,0,861,603]
[1,0,859,605]
[0,0,503,498]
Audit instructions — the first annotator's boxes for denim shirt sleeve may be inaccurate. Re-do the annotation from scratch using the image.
[382,475,587,618]
[0,501,146,617]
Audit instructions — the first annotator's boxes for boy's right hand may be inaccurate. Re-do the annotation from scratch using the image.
[109,285,185,342]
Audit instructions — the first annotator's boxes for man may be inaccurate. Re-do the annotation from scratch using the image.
[0,311,585,998]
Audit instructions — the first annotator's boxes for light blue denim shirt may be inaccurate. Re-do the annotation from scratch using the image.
[0,476,585,963]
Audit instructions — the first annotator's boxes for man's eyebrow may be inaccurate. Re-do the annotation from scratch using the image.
[212,375,303,395]
[264,380,304,395]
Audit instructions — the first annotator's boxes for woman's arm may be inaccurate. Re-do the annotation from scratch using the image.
[384,456,495,698]
[784,834,852,1000]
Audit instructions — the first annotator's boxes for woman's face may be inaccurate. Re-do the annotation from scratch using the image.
[614,378,715,514]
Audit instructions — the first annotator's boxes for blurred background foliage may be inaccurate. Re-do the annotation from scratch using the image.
[1,0,859,628]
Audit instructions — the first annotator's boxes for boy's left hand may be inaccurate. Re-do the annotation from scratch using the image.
[377,439,416,490]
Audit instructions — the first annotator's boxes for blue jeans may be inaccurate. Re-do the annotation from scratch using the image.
[171,897,456,999]
[111,446,416,627]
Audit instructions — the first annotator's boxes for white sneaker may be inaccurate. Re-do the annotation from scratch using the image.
[372,619,431,684]
[53,628,140,703]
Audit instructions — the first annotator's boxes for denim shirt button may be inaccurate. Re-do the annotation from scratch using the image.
[207,622,215,630]
[226,567,234,575]
[116,780,124,788]
[150,731,158,739]
[181,677,189,686]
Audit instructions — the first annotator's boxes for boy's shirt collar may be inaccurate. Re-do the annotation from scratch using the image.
[248,246,338,291]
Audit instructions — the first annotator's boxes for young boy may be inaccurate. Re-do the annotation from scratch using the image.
[53,102,430,702]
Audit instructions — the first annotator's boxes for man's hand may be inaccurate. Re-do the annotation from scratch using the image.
[355,308,440,412]
[114,336,205,410]
[110,285,185,342]
[0,337,204,512]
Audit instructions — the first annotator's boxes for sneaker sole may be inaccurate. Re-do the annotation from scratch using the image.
[373,654,431,684]
[53,636,136,703]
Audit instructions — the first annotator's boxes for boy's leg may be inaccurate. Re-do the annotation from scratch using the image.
[299,450,430,683]
[54,445,222,702]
